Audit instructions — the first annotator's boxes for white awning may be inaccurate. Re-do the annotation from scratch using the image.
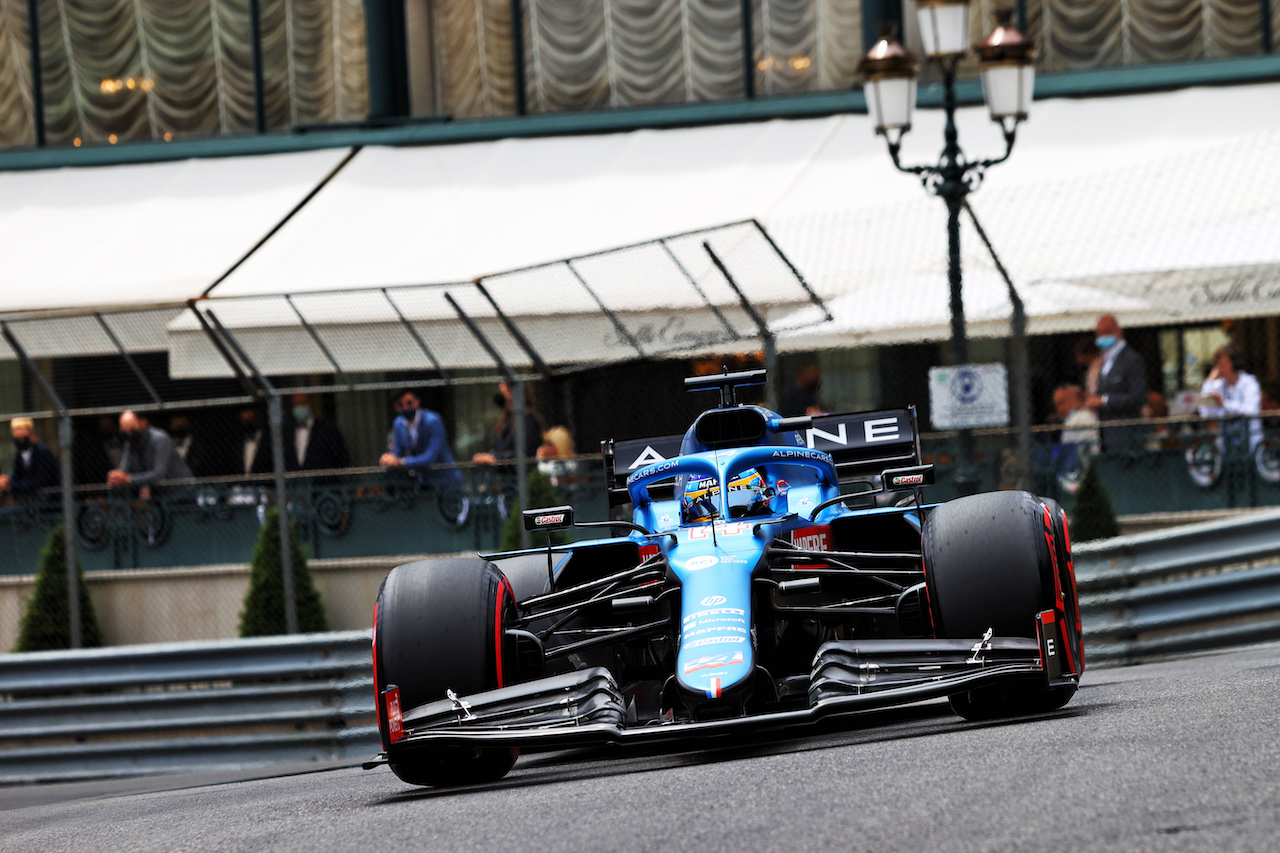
[774,272,1160,350]
[0,147,352,315]
[208,81,1280,309]
[0,147,351,360]
[168,220,818,377]
[179,81,1280,377]
[208,121,838,295]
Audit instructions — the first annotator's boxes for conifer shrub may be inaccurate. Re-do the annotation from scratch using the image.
[239,508,328,636]
[14,526,104,652]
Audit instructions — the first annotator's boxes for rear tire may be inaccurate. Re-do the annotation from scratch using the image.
[922,491,1078,721]
[373,558,517,787]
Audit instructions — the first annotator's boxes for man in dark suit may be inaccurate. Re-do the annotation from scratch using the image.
[234,407,274,477]
[168,414,222,478]
[0,417,59,503]
[1085,315,1148,450]
[287,394,350,472]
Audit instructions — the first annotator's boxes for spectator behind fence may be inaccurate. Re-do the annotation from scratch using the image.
[235,407,274,476]
[168,414,220,478]
[288,394,349,471]
[0,418,59,501]
[537,425,578,486]
[778,365,825,418]
[108,411,192,499]
[1053,384,1099,456]
[379,390,462,487]
[1074,338,1102,398]
[1085,314,1148,449]
[1198,344,1262,451]
[1142,391,1174,451]
[473,382,543,464]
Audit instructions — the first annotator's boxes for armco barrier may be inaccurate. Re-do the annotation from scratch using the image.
[7,511,1280,784]
[1074,507,1280,666]
[0,631,378,784]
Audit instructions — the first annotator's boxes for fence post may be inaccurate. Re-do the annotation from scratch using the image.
[514,381,531,549]
[58,416,79,649]
[267,393,298,635]
[963,200,1032,489]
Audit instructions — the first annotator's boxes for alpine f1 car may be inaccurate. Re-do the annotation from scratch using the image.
[368,369,1084,787]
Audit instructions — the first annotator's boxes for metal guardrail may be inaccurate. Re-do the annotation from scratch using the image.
[1074,507,1280,666]
[0,631,377,784]
[6,510,1280,784]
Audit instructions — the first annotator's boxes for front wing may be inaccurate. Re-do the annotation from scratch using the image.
[372,619,1074,757]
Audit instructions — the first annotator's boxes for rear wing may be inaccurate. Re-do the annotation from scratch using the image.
[602,406,924,506]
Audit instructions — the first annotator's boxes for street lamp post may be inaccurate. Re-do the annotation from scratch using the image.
[860,5,1036,495]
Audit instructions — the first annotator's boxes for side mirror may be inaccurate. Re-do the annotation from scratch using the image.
[882,464,935,490]
[523,505,575,532]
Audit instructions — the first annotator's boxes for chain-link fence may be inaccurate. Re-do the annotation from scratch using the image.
[3,215,1279,649]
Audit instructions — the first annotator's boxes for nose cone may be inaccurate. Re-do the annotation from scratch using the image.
[674,563,754,703]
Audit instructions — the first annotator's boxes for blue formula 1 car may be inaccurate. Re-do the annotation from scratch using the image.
[368,369,1084,787]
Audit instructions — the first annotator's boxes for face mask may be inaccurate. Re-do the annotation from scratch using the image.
[171,428,189,440]
[242,421,260,436]
[13,436,31,450]
[1096,335,1117,349]
[399,406,418,421]
[124,430,143,444]
[292,406,312,422]
[493,392,507,408]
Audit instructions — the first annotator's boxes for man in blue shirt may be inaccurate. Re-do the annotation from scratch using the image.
[379,390,467,524]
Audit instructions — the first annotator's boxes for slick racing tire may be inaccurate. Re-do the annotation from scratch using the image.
[922,491,1078,721]
[373,558,518,787]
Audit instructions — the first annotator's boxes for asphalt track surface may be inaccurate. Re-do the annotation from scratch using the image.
[5,642,1280,852]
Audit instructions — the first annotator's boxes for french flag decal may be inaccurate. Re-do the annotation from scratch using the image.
[707,678,722,699]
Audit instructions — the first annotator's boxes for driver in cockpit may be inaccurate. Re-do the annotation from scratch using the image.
[680,469,776,524]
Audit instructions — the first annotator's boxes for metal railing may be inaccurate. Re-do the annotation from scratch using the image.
[0,631,377,784]
[1075,506,1280,665]
[5,508,1280,783]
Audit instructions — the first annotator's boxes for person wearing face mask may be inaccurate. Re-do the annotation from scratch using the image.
[0,418,59,503]
[1084,314,1148,450]
[108,411,192,499]
[286,394,349,472]
[380,390,463,488]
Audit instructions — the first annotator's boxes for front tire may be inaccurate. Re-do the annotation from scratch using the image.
[373,558,517,786]
[922,491,1078,720]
